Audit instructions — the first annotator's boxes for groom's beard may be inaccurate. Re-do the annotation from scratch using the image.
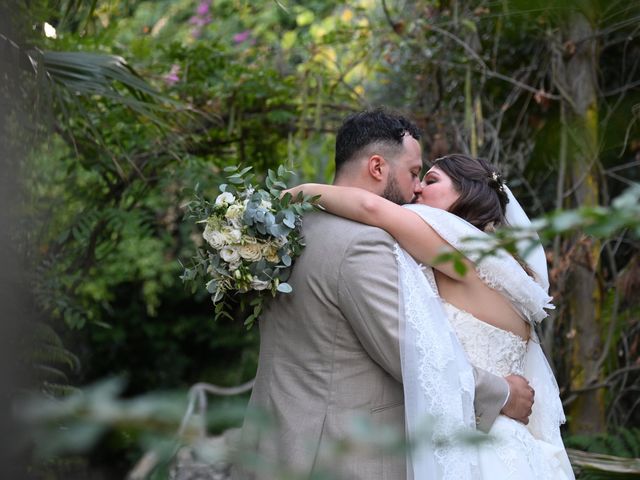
[382,172,407,205]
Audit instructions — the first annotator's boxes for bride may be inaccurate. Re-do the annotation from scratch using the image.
[287,154,575,480]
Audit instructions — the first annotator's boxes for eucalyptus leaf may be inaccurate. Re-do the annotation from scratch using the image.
[269,223,291,237]
[277,282,293,293]
[264,212,275,227]
[205,279,217,293]
[283,210,296,228]
[213,290,224,303]
[228,176,244,184]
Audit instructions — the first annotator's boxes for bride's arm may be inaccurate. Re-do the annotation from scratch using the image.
[287,183,471,280]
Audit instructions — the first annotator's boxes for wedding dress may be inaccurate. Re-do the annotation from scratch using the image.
[396,202,575,480]
[445,301,574,479]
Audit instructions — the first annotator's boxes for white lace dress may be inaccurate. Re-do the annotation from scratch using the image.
[397,204,575,480]
[444,301,575,480]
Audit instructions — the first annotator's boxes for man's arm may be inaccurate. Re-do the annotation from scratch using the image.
[474,369,534,432]
[337,227,402,381]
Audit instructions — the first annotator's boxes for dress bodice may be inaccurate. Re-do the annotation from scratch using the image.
[443,302,528,377]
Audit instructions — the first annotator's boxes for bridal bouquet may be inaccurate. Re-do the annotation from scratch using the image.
[181,165,318,328]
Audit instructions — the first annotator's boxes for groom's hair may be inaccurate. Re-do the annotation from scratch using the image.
[335,108,421,175]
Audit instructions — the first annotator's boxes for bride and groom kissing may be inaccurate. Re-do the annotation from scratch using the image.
[232,109,574,480]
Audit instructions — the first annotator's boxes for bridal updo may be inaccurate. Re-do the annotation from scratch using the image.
[431,154,509,233]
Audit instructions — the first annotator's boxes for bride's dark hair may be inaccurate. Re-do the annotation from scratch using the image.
[432,154,509,232]
[434,154,535,277]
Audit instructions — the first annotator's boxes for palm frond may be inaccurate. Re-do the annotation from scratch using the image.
[40,51,160,99]
[29,50,185,127]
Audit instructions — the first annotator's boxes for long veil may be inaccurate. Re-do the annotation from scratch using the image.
[396,245,479,479]
[397,201,565,480]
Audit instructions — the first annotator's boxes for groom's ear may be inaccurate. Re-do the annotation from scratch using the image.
[367,155,387,182]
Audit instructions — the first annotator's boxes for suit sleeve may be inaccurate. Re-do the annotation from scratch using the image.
[337,228,402,382]
[473,366,509,433]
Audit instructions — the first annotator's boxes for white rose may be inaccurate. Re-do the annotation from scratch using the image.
[239,241,263,262]
[203,224,226,249]
[229,218,242,230]
[225,203,245,221]
[223,226,242,244]
[220,246,240,264]
[215,192,236,206]
[250,277,271,291]
[262,243,280,263]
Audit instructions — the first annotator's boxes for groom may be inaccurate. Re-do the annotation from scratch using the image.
[233,109,534,480]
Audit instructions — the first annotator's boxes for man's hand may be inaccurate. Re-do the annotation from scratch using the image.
[501,374,534,424]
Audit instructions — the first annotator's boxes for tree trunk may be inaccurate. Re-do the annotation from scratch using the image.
[559,10,606,434]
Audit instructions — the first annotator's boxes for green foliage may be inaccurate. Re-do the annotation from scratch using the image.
[28,321,81,397]
[568,449,640,480]
[16,377,192,460]
[566,429,640,480]
[22,0,368,408]
[565,428,640,459]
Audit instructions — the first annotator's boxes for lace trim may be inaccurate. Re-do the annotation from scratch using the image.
[525,334,567,445]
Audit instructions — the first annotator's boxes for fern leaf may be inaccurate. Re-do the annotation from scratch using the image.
[32,364,69,383]
[31,344,80,372]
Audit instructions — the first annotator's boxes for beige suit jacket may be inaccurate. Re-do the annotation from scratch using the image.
[233,212,507,480]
